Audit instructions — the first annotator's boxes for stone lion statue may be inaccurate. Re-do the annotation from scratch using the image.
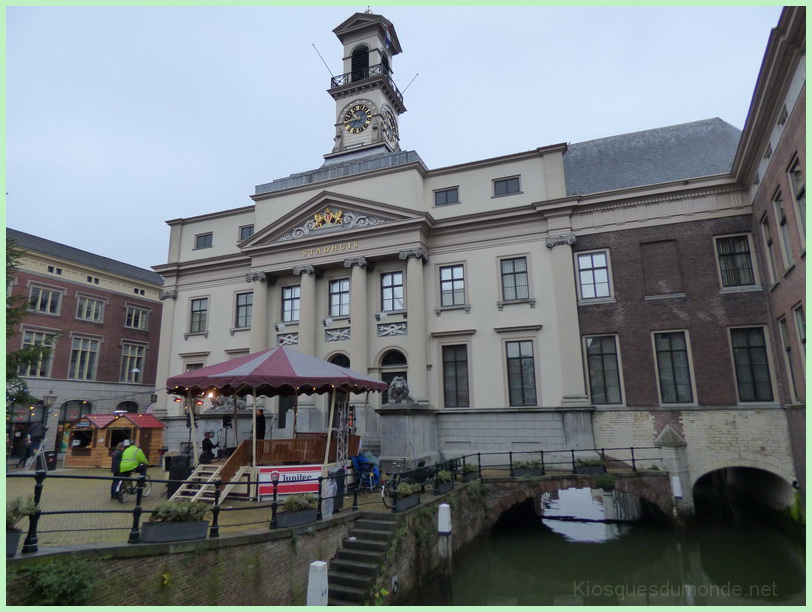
[387,376,415,404]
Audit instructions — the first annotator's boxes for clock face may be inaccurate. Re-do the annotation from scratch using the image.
[383,110,398,142]
[343,104,372,134]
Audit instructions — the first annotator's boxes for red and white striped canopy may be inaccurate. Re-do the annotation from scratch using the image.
[166,346,388,398]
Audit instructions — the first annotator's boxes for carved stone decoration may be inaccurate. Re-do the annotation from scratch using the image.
[387,376,416,404]
[343,257,373,271]
[277,333,299,346]
[398,248,429,263]
[377,322,407,337]
[245,271,267,283]
[158,290,177,300]
[292,265,316,276]
[544,234,576,249]
[325,327,351,342]
[281,210,387,241]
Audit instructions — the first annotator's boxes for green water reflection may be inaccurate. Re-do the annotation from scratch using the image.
[413,490,805,606]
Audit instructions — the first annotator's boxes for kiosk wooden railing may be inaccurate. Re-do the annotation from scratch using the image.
[254,434,360,465]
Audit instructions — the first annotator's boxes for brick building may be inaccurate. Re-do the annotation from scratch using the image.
[6,228,164,459]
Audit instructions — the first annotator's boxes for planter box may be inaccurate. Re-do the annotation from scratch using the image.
[140,520,209,543]
[433,481,453,495]
[6,530,22,557]
[275,508,318,528]
[462,472,478,482]
[513,468,545,477]
[393,493,419,513]
[574,465,606,474]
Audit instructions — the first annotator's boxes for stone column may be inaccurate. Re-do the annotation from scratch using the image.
[399,248,429,403]
[655,424,694,520]
[247,272,270,353]
[545,235,590,407]
[345,257,375,436]
[153,289,178,418]
[293,265,318,356]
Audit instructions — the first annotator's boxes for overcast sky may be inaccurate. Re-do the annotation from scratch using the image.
[6,5,784,271]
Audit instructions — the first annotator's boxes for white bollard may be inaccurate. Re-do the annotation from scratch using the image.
[438,503,452,535]
[306,560,329,606]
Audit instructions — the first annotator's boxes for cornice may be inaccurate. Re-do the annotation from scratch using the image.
[427,143,567,178]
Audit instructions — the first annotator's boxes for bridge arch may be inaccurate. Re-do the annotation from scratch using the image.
[692,465,795,519]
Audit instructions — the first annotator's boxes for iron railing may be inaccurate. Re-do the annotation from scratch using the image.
[330,63,403,105]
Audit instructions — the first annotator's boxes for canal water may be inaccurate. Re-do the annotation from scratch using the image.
[412,487,805,606]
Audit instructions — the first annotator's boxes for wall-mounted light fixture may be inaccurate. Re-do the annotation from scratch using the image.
[322,317,334,327]
[275,322,286,332]
[375,311,388,322]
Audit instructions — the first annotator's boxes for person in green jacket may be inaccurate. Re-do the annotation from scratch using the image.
[119,442,148,478]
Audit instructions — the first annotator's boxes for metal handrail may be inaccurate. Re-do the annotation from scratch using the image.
[330,63,403,105]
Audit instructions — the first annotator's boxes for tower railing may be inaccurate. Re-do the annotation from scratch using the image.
[330,64,403,105]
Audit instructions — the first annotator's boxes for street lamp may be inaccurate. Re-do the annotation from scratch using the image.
[42,395,57,408]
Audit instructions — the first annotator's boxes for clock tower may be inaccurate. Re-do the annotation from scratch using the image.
[325,12,406,161]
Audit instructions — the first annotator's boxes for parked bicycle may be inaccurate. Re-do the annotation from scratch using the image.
[379,460,429,509]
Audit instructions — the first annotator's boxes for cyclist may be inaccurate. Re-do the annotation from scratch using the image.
[118,441,149,485]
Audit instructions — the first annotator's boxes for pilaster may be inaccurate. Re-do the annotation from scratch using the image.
[400,249,429,402]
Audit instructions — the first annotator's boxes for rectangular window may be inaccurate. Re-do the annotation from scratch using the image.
[788,157,805,237]
[778,318,799,402]
[329,279,350,318]
[793,305,805,354]
[439,265,465,307]
[281,286,301,322]
[500,257,529,301]
[29,286,62,315]
[759,216,778,285]
[235,292,253,328]
[772,191,794,268]
[125,306,150,330]
[68,337,99,380]
[239,225,254,241]
[434,187,459,206]
[577,251,611,299]
[494,176,520,197]
[189,298,209,333]
[19,330,56,378]
[654,332,693,403]
[585,336,622,404]
[715,235,756,288]
[195,233,213,249]
[731,328,773,402]
[381,272,404,312]
[120,343,145,383]
[442,345,470,407]
[506,340,536,406]
[76,296,105,322]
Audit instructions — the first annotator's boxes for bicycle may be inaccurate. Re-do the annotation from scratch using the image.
[379,461,402,509]
[115,472,152,503]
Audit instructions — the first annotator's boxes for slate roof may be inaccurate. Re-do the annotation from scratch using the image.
[6,228,163,286]
[563,118,741,196]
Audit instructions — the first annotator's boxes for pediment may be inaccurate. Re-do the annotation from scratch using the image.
[333,13,402,54]
[243,191,421,248]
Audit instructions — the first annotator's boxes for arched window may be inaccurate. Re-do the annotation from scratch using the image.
[59,400,93,423]
[116,401,139,413]
[351,45,369,81]
[329,353,351,368]
[380,349,408,404]
[327,354,350,428]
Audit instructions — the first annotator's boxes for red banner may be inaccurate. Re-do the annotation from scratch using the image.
[258,464,321,498]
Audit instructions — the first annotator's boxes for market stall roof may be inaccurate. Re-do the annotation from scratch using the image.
[166,346,388,398]
[71,414,166,429]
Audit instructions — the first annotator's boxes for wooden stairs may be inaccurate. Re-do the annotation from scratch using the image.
[328,512,399,606]
[169,463,250,502]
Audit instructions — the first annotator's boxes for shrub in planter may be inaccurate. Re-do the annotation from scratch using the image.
[141,499,211,543]
[462,463,478,481]
[392,481,420,512]
[513,460,544,476]
[276,494,319,528]
[574,458,606,474]
[433,470,453,494]
[7,495,37,557]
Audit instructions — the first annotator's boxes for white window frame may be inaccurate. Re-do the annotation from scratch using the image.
[759,214,778,286]
[68,335,101,380]
[29,285,63,316]
[713,233,760,291]
[652,330,697,406]
[576,249,613,302]
[439,263,466,308]
[498,255,533,307]
[583,335,624,405]
[787,156,805,242]
[76,294,105,323]
[125,304,150,331]
[19,328,57,378]
[380,271,404,313]
[772,189,795,270]
[120,342,146,383]
[329,278,350,318]
[792,303,805,367]
[234,291,253,329]
[189,297,209,334]
[281,285,301,322]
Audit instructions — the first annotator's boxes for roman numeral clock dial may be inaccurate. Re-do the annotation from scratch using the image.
[343,104,372,134]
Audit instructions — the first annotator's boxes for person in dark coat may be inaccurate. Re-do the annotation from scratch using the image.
[15,436,31,468]
[27,422,46,452]
[200,432,218,464]
[256,409,266,440]
[110,442,125,499]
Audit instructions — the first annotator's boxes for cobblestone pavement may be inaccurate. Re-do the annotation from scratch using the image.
[4,463,399,551]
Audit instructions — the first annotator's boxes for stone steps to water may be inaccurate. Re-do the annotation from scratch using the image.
[327,512,399,605]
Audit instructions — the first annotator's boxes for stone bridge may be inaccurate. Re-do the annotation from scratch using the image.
[481,472,674,524]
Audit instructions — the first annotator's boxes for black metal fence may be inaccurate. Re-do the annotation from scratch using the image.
[8,445,662,554]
